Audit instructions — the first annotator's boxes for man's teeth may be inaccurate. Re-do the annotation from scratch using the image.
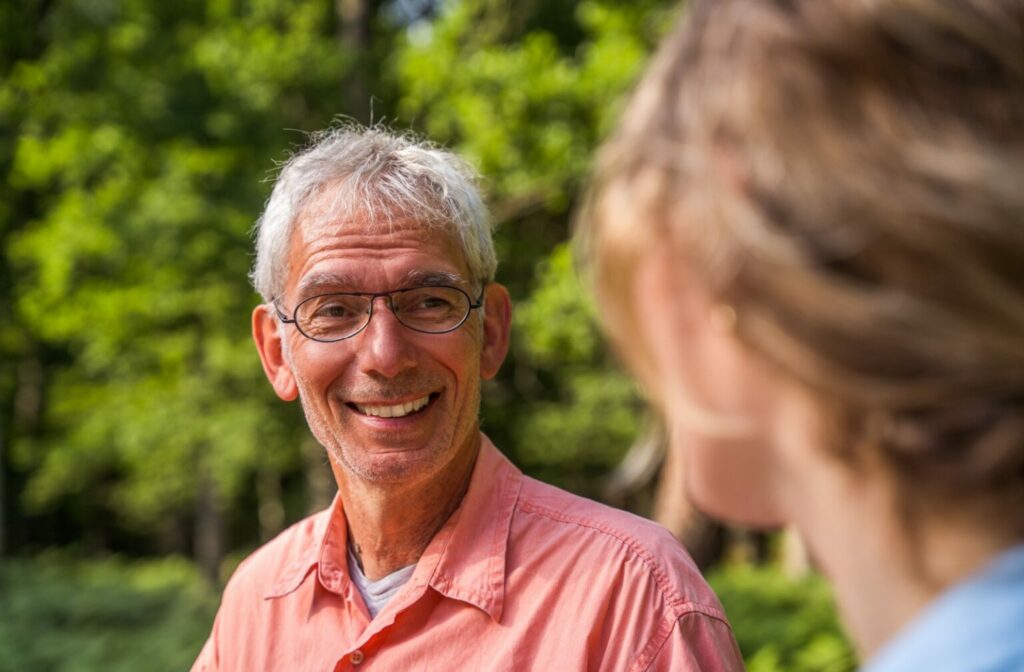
[355,395,431,418]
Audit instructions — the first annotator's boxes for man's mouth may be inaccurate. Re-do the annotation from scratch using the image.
[349,393,436,419]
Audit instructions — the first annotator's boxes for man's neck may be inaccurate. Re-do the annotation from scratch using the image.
[332,441,479,581]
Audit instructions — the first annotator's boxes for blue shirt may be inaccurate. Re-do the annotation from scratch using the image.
[863,544,1024,672]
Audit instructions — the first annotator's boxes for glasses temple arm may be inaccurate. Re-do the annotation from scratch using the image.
[271,303,296,323]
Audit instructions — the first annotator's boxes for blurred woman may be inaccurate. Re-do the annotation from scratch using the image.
[580,0,1024,669]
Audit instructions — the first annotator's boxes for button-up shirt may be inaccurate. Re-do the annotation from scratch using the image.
[862,543,1024,672]
[191,435,744,671]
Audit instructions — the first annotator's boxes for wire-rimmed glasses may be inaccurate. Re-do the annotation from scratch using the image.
[274,285,485,342]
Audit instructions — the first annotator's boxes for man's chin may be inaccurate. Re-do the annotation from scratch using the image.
[328,441,443,485]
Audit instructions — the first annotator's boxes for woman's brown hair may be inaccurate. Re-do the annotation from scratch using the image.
[581,0,1024,537]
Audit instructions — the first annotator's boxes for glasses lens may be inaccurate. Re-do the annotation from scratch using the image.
[296,294,371,341]
[392,286,471,333]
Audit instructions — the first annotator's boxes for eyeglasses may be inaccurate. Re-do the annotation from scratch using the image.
[274,285,485,343]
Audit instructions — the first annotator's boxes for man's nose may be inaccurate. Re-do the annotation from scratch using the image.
[356,295,418,378]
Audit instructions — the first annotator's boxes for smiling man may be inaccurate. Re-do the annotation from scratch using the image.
[191,127,743,671]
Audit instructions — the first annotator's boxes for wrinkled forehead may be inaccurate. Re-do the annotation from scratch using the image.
[296,210,458,251]
[296,178,462,245]
[285,182,473,293]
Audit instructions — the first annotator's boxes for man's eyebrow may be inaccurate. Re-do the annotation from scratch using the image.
[295,269,466,296]
[296,272,359,295]
[401,270,466,287]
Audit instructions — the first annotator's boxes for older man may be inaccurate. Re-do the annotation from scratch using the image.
[192,127,743,671]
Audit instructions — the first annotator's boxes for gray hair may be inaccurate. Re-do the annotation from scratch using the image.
[251,125,496,303]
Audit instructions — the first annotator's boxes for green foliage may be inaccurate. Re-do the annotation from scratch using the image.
[516,243,600,367]
[394,0,676,285]
[710,564,858,672]
[3,0,350,533]
[392,2,676,493]
[3,0,680,551]
[511,243,642,492]
[0,555,217,672]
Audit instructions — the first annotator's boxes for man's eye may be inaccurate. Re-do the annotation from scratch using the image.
[419,296,453,309]
[307,298,364,320]
[317,304,352,318]
[402,292,455,313]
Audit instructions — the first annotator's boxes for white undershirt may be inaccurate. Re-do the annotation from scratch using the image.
[346,544,416,619]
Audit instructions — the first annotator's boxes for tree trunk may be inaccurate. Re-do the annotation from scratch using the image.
[303,437,336,515]
[257,469,286,542]
[335,0,376,120]
[6,354,46,557]
[195,466,225,585]
[158,514,189,556]
[0,417,5,559]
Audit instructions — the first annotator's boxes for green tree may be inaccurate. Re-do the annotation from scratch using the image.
[3,0,680,566]
[392,0,676,497]
[1,0,394,577]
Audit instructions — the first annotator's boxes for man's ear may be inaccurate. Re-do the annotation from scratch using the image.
[480,283,512,380]
[252,305,299,401]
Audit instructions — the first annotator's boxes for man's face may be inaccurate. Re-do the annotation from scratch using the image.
[254,211,510,488]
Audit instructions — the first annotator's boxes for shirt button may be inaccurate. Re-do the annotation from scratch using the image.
[350,650,365,665]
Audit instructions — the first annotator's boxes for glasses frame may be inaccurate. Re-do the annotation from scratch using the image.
[273,284,486,343]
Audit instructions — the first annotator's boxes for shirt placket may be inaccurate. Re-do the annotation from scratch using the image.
[333,640,377,671]
[331,577,432,671]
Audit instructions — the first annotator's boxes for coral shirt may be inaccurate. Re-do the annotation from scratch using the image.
[192,435,744,671]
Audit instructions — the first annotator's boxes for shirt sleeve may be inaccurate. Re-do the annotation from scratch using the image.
[640,612,746,672]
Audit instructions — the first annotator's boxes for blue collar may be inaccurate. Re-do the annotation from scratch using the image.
[862,543,1024,672]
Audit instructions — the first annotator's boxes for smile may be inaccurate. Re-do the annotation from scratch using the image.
[351,394,434,418]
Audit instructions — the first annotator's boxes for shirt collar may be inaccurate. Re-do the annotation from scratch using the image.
[263,492,344,599]
[263,434,523,623]
[412,436,522,622]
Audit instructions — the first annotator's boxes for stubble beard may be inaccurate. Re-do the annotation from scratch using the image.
[280,325,485,485]
[293,371,482,486]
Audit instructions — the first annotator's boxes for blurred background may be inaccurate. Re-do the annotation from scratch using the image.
[0,0,854,669]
